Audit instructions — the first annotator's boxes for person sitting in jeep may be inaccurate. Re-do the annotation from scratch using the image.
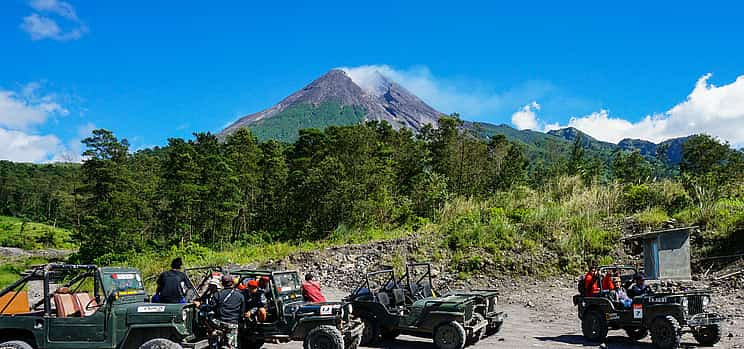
[582,265,600,297]
[628,273,652,298]
[608,277,632,307]
[244,279,268,322]
[601,270,615,293]
[302,272,326,303]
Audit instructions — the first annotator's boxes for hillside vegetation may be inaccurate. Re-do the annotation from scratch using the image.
[0,116,742,284]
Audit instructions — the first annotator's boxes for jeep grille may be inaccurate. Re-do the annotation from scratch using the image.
[464,302,473,321]
[688,295,704,315]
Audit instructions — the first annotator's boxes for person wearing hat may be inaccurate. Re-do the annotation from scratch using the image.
[628,273,652,298]
[243,279,268,322]
[194,276,222,307]
[155,257,193,304]
[301,272,327,303]
[211,275,244,349]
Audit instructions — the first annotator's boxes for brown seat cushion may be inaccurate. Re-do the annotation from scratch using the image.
[54,293,80,318]
[73,293,97,317]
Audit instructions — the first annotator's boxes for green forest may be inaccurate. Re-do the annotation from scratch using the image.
[1,116,743,279]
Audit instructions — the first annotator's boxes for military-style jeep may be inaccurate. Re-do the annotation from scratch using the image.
[192,268,364,349]
[0,263,207,349]
[573,265,724,349]
[346,263,506,349]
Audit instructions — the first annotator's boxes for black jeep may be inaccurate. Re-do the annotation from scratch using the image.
[573,265,724,349]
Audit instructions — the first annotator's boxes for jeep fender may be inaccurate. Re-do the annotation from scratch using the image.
[0,328,38,349]
[290,315,338,340]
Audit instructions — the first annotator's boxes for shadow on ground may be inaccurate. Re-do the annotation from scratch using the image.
[535,334,703,348]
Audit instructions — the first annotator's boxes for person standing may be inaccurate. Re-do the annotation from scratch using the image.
[212,275,245,349]
[155,257,193,303]
[302,273,327,303]
[583,265,600,297]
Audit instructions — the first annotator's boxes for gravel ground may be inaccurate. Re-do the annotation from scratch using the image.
[267,283,744,349]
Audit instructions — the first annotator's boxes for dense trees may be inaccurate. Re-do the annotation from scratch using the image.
[1,119,742,264]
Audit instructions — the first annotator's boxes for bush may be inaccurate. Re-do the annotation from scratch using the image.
[636,207,671,228]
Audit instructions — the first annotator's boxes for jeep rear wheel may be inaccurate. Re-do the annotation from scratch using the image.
[433,321,466,349]
[581,309,608,342]
[0,341,33,349]
[650,316,681,349]
[360,319,380,345]
[139,338,183,349]
[693,324,722,346]
[304,325,344,349]
[625,327,648,341]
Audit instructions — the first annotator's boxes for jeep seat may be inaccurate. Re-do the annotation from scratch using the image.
[73,293,97,317]
[54,293,80,318]
[376,292,391,309]
[392,289,406,306]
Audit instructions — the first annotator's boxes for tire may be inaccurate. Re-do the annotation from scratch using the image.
[433,321,466,349]
[139,338,183,349]
[581,309,608,342]
[693,324,722,346]
[467,313,485,345]
[650,316,681,349]
[0,341,34,349]
[360,318,380,345]
[625,327,649,341]
[303,325,344,349]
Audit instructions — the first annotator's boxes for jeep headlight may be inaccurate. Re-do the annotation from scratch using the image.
[345,303,353,315]
[702,296,710,307]
[681,297,688,307]
[181,308,189,322]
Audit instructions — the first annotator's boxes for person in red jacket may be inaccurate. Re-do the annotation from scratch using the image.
[601,269,615,293]
[584,265,600,297]
[301,273,326,303]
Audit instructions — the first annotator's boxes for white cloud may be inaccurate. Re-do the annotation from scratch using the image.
[0,128,62,163]
[552,74,744,146]
[0,83,83,163]
[511,101,541,130]
[20,0,87,41]
[338,65,553,117]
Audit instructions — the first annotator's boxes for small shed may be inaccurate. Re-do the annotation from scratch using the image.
[623,226,694,281]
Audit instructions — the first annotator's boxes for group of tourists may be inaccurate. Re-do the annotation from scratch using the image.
[580,264,652,308]
[151,257,327,349]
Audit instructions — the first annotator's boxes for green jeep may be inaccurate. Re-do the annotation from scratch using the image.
[0,263,207,349]
[574,265,724,349]
[191,268,364,349]
[346,263,506,349]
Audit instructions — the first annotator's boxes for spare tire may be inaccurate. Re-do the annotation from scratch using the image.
[139,338,183,349]
[0,341,34,349]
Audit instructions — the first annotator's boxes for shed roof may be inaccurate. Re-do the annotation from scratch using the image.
[621,226,697,241]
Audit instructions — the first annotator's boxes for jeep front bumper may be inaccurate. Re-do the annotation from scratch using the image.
[687,313,725,327]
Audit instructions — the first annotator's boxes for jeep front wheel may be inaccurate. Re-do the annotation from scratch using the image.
[304,325,344,349]
[139,338,183,349]
[0,341,34,349]
[693,324,722,346]
[467,313,485,345]
[625,327,648,341]
[581,309,608,342]
[650,316,681,349]
[433,321,466,349]
[360,319,380,345]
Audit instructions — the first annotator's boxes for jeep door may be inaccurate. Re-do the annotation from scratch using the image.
[46,271,107,345]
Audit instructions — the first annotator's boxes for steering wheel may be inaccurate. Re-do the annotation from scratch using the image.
[85,298,103,310]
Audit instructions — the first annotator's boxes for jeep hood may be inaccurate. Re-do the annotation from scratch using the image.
[284,301,345,317]
[412,294,470,307]
[124,302,190,324]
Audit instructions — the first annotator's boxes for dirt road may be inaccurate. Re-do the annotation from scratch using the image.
[267,286,744,349]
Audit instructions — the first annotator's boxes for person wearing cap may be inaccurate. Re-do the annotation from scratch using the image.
[244,279,268,322]
[155,257,194,304]
[628,273,652,298]
[302,272,327,303]
[211,275,245,349]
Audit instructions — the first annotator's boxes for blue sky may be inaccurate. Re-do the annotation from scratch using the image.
[1,0,743,162]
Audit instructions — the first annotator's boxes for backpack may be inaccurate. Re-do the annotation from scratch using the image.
[577,275,586,295]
